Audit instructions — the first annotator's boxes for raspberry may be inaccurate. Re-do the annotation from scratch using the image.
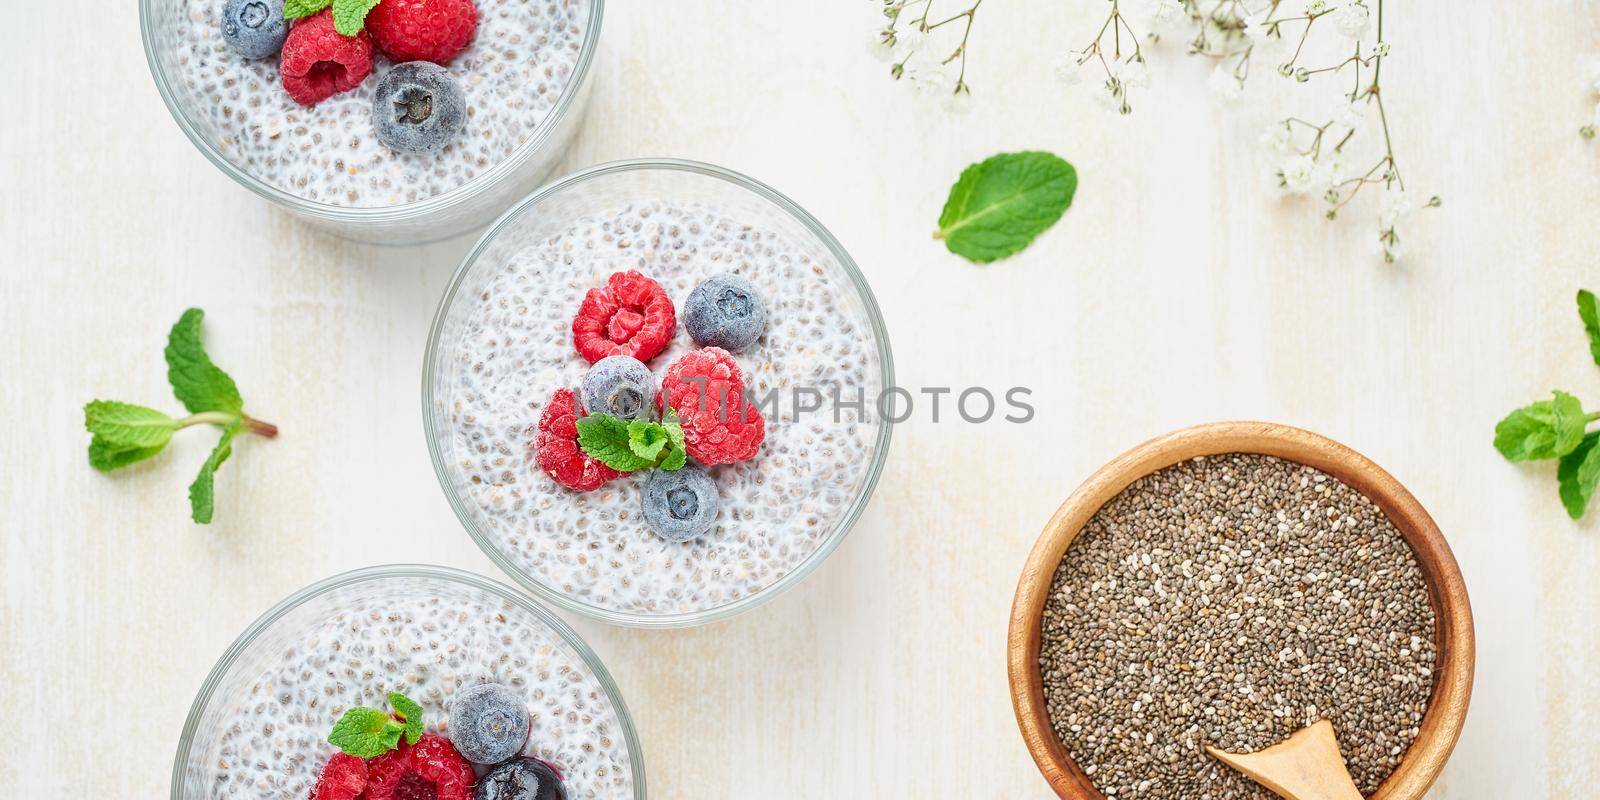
[363,734,475,800]
[308,753,367,800]
[279,9,373,106]
[571,271,676,364]
[659,348,765,465]
[365,0,478,65]
[532,388,620,491]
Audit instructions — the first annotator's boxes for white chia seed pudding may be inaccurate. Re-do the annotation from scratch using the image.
[161,0,586,206]
[437,194,885,618]
[192,574,636,798]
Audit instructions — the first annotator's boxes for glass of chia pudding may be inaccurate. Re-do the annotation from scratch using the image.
[172,564,645,799]
[423,159,894,627]
[139,0,602,244]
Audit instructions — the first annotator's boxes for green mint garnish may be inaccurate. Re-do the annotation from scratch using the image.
[1578,289,1600,368]
[577,412,688,472]
[83,308,277,524]
[1493,289,1600,518]
[283,0,333,21]
[1493,390,1589,462]
[284,0,382,36]
[328,706,405,758]
[387,691,425,745]
[935,151,1077,264]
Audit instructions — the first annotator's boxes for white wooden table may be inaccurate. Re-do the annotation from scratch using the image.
[3,1,1597,796]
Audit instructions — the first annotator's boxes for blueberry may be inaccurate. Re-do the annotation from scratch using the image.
[642,466,719,543]
[476,758,568,800]
[448,683,529,765]
[372,62,467,154]
[220,0,288,59]
[684,274,766,352]
[580,356,656,421]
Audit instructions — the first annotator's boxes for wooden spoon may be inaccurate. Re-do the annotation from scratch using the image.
[1205,720,1363,800]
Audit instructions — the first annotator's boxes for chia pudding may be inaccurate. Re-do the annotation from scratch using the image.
[431,174,887,619]
[1039,454,1438,800]
[181,571,637,799]
[153,0,588,207]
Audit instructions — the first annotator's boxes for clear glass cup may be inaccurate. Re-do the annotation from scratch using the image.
[423,159,896,628]
[171,564,646,798]
[139,0,603,245]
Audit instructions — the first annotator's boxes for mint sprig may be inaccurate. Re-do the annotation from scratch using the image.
[935,151,1077,264]
[284,0,383,37]
[83,308,277,524]
[327,692,425,757]
[576,411,689,472]
[1493,289,1600,519]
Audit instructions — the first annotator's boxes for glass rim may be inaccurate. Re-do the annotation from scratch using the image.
[137,0,604,223]
[169,563,648,798]
[421,157,897,628]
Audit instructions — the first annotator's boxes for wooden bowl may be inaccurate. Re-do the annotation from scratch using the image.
[1007,421,1474,799]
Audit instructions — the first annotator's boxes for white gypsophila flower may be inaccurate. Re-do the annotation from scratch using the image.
[1304,0,1328,14]
[1377,230,1408,262]
[896,24,928,57]
[1133,0,1187,34]
[1586,57,1600,94]
[1373,41,1390,57]
[1332,99,1366,130]
[905,58,956,95]
[1261,123,1293,153]
[1114,58,1152,89]
[1243,12,1272,43]
[871,28,899,62]
[1280,154,1322,194]
[1379,189,1413,228]
[1332,2,1371,39]
[943,83,975,114]
[1208,64,1243,101]
[1054,54,1087,86]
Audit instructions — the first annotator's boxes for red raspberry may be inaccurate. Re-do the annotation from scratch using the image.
[308,753,367,800]
[533,388,621,491]
[659,347,765,465]
[363,734,475,800]
[365,0,479,65]
[572,271,677,364]
[279,9,373,106]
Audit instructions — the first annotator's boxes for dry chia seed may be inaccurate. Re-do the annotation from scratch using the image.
[1039,453,1437,800]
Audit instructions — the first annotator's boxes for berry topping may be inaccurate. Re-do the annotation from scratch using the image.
[532,388,621,491]
[364,734,475,800]
[571,271,676,364]
[309,753,368,800]
[475,758,569,800]
[684,274,767,352]
[659,348,765,465]
[447,683,530,765]
[365,0,479,65]
[641,465,720,543]
[221,0,289,58]
[279,9,374,106]
[372,62,466,153]
[580,356,656,422]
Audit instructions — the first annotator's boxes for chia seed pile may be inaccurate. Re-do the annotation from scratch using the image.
[1040,454,1437,800]
[203,588,633,798]
[444,200,880,616]
[160,0,585,206]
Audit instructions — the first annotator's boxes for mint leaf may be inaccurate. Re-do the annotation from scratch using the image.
[660,446,687,471]
[328,706,405,758]
[661,412,687,471]
[87,436,167,472]
[576,414,655,472]
[189,421,242,525]
[331,0,381,36]
[165,308,244,415]
[1579,289,1600,369]
[1493,390,1589,461]
[84,401,177,449]
[1559,432,1600,519]
[936,151,1077,263]
[628,419,670,461]
[283,0,333,19]
[387,692,425,745]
